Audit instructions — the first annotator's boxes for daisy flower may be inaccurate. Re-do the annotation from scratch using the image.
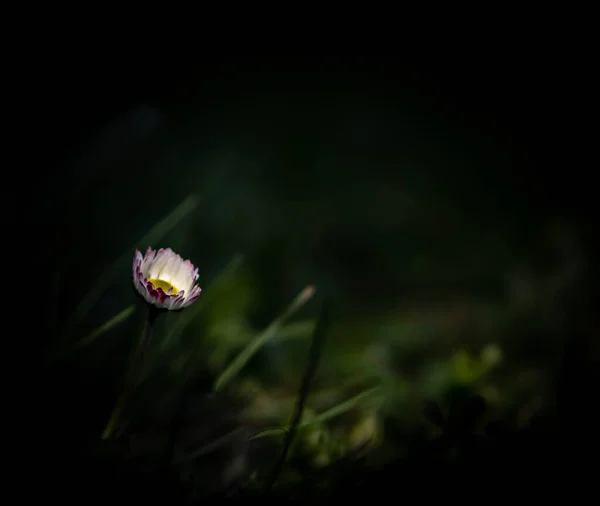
[133,247,201,310]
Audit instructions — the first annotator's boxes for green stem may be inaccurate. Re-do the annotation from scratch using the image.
[101,305,159,439]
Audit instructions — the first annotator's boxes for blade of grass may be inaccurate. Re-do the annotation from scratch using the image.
[60,194,199,346]
[48,305,137,363]
[173,428,245,463]
[248,387,381,441]
[263,299,330,492]
[214,285,316,392]
[303,387,380,427]
[74,304,136,350]
[272,320,315,342]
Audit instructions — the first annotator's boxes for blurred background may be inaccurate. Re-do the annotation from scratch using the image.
[38,60,596,498]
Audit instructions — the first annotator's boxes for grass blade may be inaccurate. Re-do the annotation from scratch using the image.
[214,285,316,392]
[248,387,381,440]
[48,305,136,362]
[302,387,380,427]
[72,305,136,352]
[273,320,315,342]
[263,299,330,492]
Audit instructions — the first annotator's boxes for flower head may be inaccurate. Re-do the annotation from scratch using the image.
[133,247,201,310]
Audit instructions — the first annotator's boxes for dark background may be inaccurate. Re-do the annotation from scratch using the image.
[36,54,596,499]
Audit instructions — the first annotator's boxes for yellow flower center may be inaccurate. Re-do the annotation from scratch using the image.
[148,278,179,294]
